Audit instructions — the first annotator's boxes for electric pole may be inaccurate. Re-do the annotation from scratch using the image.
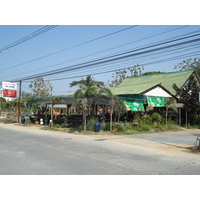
[17,81,22,123]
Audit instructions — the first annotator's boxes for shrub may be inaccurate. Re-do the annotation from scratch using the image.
[104,123,111,131]
[86,116,99,131]
[151,113,164,124]
[134,124,152,132]
[141,114,152,125]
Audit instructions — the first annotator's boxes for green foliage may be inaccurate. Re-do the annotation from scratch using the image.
[134,124,152,132]
[151,113,164,124]
[141,114,152,125]
[173,76,200,125]
[70,75,105,131]
[86,116,99,131]
[142,71,165,76]
[70,75,104,89]
[104,123,111,131]
[194,115,200,126]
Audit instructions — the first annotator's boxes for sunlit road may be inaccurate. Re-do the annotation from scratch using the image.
[1,123,200,175]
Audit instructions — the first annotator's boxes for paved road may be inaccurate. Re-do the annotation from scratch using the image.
[0,123,200,175]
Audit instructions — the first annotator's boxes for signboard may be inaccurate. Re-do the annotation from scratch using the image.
[2,82,17,98]
[122,99,145,112]
[3,89,17,98]
[147,96,165,107]
[2,82,17,90]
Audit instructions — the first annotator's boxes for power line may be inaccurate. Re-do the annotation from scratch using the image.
[8,25,190,78]
[0,25,58,51]
[0,25,138,72]
[10,33,200,82]
[44,43,200,81]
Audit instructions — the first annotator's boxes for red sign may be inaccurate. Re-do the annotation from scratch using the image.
[3,89,17,98]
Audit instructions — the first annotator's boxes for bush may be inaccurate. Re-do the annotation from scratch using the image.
[141,114,152,125]
[104,123,111,131]
[151,113,163,124]
[134,124,152,132]
[86,116,99,131]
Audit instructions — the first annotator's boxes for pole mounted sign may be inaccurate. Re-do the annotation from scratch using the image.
[2,82,17,98]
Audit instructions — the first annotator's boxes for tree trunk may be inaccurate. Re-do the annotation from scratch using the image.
[110,100,114,132]
[110,110,113,132]
[83,108,87,131]
[51,103,53,127]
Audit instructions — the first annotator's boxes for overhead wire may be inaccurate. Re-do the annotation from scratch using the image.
[0,25,58,51]
[11,40,200,80]
[43,43,200,81]
[0,25,138,72]
[6,25,190,77]
[22,31,200,79]
[10,32,200,82]
[43,50,200,83]
[2,25,194,83]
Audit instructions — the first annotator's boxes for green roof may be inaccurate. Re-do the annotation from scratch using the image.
[110,69,195,96]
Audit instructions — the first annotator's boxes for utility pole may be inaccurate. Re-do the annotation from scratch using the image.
[18,81,22,123]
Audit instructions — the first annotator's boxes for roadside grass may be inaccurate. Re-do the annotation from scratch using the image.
[40,121,182,135]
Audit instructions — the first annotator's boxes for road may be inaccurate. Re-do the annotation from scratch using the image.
[0,123,200,175]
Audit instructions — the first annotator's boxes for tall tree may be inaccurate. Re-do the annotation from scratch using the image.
[99,88,126,132]
[70,75,104,89]
[50,96,60,127]
[108,64,144,87]
[70,75,104,131]
[74,87,98,131]
[172,76,200,125]
[29,77,53,97]
[174,57,200,74]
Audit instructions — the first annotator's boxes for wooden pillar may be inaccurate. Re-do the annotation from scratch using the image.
[179,108,181,126]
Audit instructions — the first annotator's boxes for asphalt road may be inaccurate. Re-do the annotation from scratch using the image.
[0,123,200,175]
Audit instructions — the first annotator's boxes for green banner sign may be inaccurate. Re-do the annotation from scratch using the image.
[147,96,165,107]
[122,99,145,112]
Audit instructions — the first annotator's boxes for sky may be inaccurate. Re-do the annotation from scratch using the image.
[1,0,200,197]
[0,25,199,96]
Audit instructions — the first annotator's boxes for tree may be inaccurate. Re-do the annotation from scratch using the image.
[70,75,104,89]
[99,88,126,132]
[29,77,53,97]
[108,64,144,87]
[172,76,200,125]
[142,71,164,76]
[70,75,104,131]
[74,87,98,131]
[21,91,33,99]
[50,96,60,127]
[174,57,200,75]
[0,97,6,114]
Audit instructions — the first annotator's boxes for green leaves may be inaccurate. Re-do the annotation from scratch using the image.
[69,75,104,89]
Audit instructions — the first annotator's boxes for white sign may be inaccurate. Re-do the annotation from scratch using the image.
[2,82,17,90]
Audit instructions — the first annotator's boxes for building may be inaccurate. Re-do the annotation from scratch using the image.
[110,69,200,120]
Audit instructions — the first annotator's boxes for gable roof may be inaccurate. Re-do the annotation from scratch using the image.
[111,69,196,96]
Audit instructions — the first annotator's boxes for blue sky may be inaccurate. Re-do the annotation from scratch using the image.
[1,0,200,196]
[0,25,200,95]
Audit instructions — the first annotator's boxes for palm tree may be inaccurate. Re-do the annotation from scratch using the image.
[70,76,104,131]
[99,88,126,132]
[74,87,98,131]
[70,75,104,89]
[50,96,60,127]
